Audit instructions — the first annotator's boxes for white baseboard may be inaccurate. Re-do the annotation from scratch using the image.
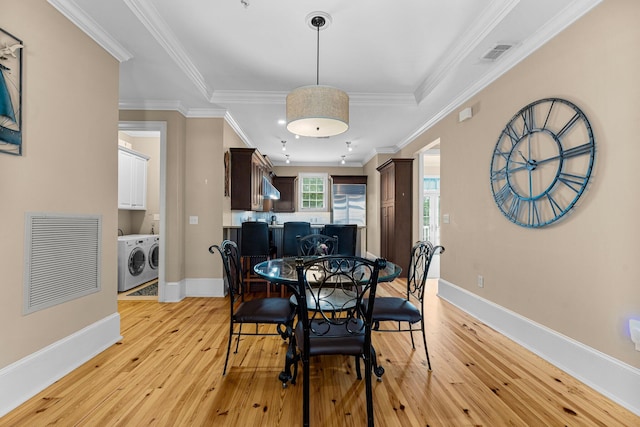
[161,278,226,301]
[186,278,226,297]
[438,279,640,417]
[0,312,121,417]
[162,280,185,302]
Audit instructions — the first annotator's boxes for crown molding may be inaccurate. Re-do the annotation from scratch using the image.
[119,99,188,116]
[123,0,211,101]
[47,0,133,62]
[185,108,227,118]
[210,90,416,106]
[414,0,519,104]
[210,91,286,105]
[400,0,603,151]
[223,112,253,148]
[350,92,417,106]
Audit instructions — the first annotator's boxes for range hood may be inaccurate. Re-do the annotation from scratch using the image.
[263,176,280,200]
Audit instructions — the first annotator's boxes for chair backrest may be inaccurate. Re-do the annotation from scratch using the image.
[407,241,445,302]
[210,240,243,305]
[240,221,270,256]
[293,256,386,346]
[296,233,339,256]
[322,224,357,256]
[282,221,311,257]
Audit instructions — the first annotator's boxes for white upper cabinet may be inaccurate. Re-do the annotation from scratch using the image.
[118,147,149,210]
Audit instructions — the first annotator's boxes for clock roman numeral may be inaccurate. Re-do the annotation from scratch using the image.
[494,184,512,206]
[558,172,588,193]
[502,124,520,146]
[528,200,541,227]
[562,142,593,159]
[491,166,507,181]
[545,192,564,217]
[508,197,521,220]
[556,113,581,139]
[542,99,556,129]
[520,105,535,133]
[493,147,511,161]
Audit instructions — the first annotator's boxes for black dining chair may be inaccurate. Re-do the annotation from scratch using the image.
[286,255,386,427]
[282,221,311,257]
[323,224,357,256]
[367,240,444,371]
[296,233,338,256]
[240,221,272,295]
[209,240,295,376]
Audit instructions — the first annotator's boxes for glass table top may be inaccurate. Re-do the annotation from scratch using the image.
[254,256,402,286]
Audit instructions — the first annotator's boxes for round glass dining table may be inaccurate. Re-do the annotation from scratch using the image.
[254,256,402,287]
[254,256,400,384]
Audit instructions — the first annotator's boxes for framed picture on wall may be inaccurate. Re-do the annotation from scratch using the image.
[0,28,23,156]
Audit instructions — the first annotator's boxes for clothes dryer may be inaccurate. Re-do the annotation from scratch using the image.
[117,235,150,292]
[145,235,160,282]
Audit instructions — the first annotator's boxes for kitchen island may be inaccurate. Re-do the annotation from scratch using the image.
[223,224,366,257]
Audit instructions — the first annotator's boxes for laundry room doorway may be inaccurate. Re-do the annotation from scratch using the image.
[118,121,167,302]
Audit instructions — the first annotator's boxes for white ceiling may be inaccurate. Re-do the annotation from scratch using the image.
[49,0,601,166]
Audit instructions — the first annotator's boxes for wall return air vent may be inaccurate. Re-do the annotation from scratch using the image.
[24,213,102,314]
[481,43,514,61]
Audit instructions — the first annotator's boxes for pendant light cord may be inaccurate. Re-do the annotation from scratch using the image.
[316,21,320,85]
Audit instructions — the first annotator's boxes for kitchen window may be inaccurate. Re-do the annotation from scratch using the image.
[298,173,328,211]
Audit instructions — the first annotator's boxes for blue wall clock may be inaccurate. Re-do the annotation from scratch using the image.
[490,98,595,228]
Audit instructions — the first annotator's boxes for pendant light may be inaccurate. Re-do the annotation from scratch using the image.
[286,14,349,138]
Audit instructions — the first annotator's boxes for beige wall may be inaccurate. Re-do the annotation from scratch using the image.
[118,110,187,283]
[184,118,225,278]
[0,1,119,367]
[118,113,228,282]
[366,0,640,368]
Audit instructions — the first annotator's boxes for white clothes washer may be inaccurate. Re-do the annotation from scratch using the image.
[118,234,152,292]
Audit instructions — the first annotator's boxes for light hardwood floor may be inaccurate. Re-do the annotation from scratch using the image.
[2,280,638,426]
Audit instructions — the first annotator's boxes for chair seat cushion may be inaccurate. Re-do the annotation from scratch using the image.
[368,297,422,323]
[295,318,365,356]
[234,298,294,323]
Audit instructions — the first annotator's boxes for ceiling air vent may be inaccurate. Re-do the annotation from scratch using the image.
[481,43,514,61]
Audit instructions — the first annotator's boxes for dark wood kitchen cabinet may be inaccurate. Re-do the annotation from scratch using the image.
[272,176,296,212]
[377,158,413,277]
[229,147,271,211]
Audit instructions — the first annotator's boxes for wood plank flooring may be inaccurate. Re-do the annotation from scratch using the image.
[2,280,638,426]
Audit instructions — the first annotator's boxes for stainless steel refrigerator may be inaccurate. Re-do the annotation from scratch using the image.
[332,184,366,226]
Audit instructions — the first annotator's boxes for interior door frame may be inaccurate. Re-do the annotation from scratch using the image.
[416,139,441,278]
[118,121,167,302]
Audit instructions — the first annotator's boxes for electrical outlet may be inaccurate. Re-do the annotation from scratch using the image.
[477,275,484,288]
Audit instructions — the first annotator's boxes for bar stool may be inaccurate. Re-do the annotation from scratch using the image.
[240,221,272,295]
[282,222,311,257]
[323,224,357,256]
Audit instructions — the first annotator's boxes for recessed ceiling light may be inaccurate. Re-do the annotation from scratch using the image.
[278,119,286,125]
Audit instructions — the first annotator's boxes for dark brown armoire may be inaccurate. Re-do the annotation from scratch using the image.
[377,158,413,277]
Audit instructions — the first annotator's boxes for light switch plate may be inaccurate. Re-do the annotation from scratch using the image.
[189,216,198,225]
